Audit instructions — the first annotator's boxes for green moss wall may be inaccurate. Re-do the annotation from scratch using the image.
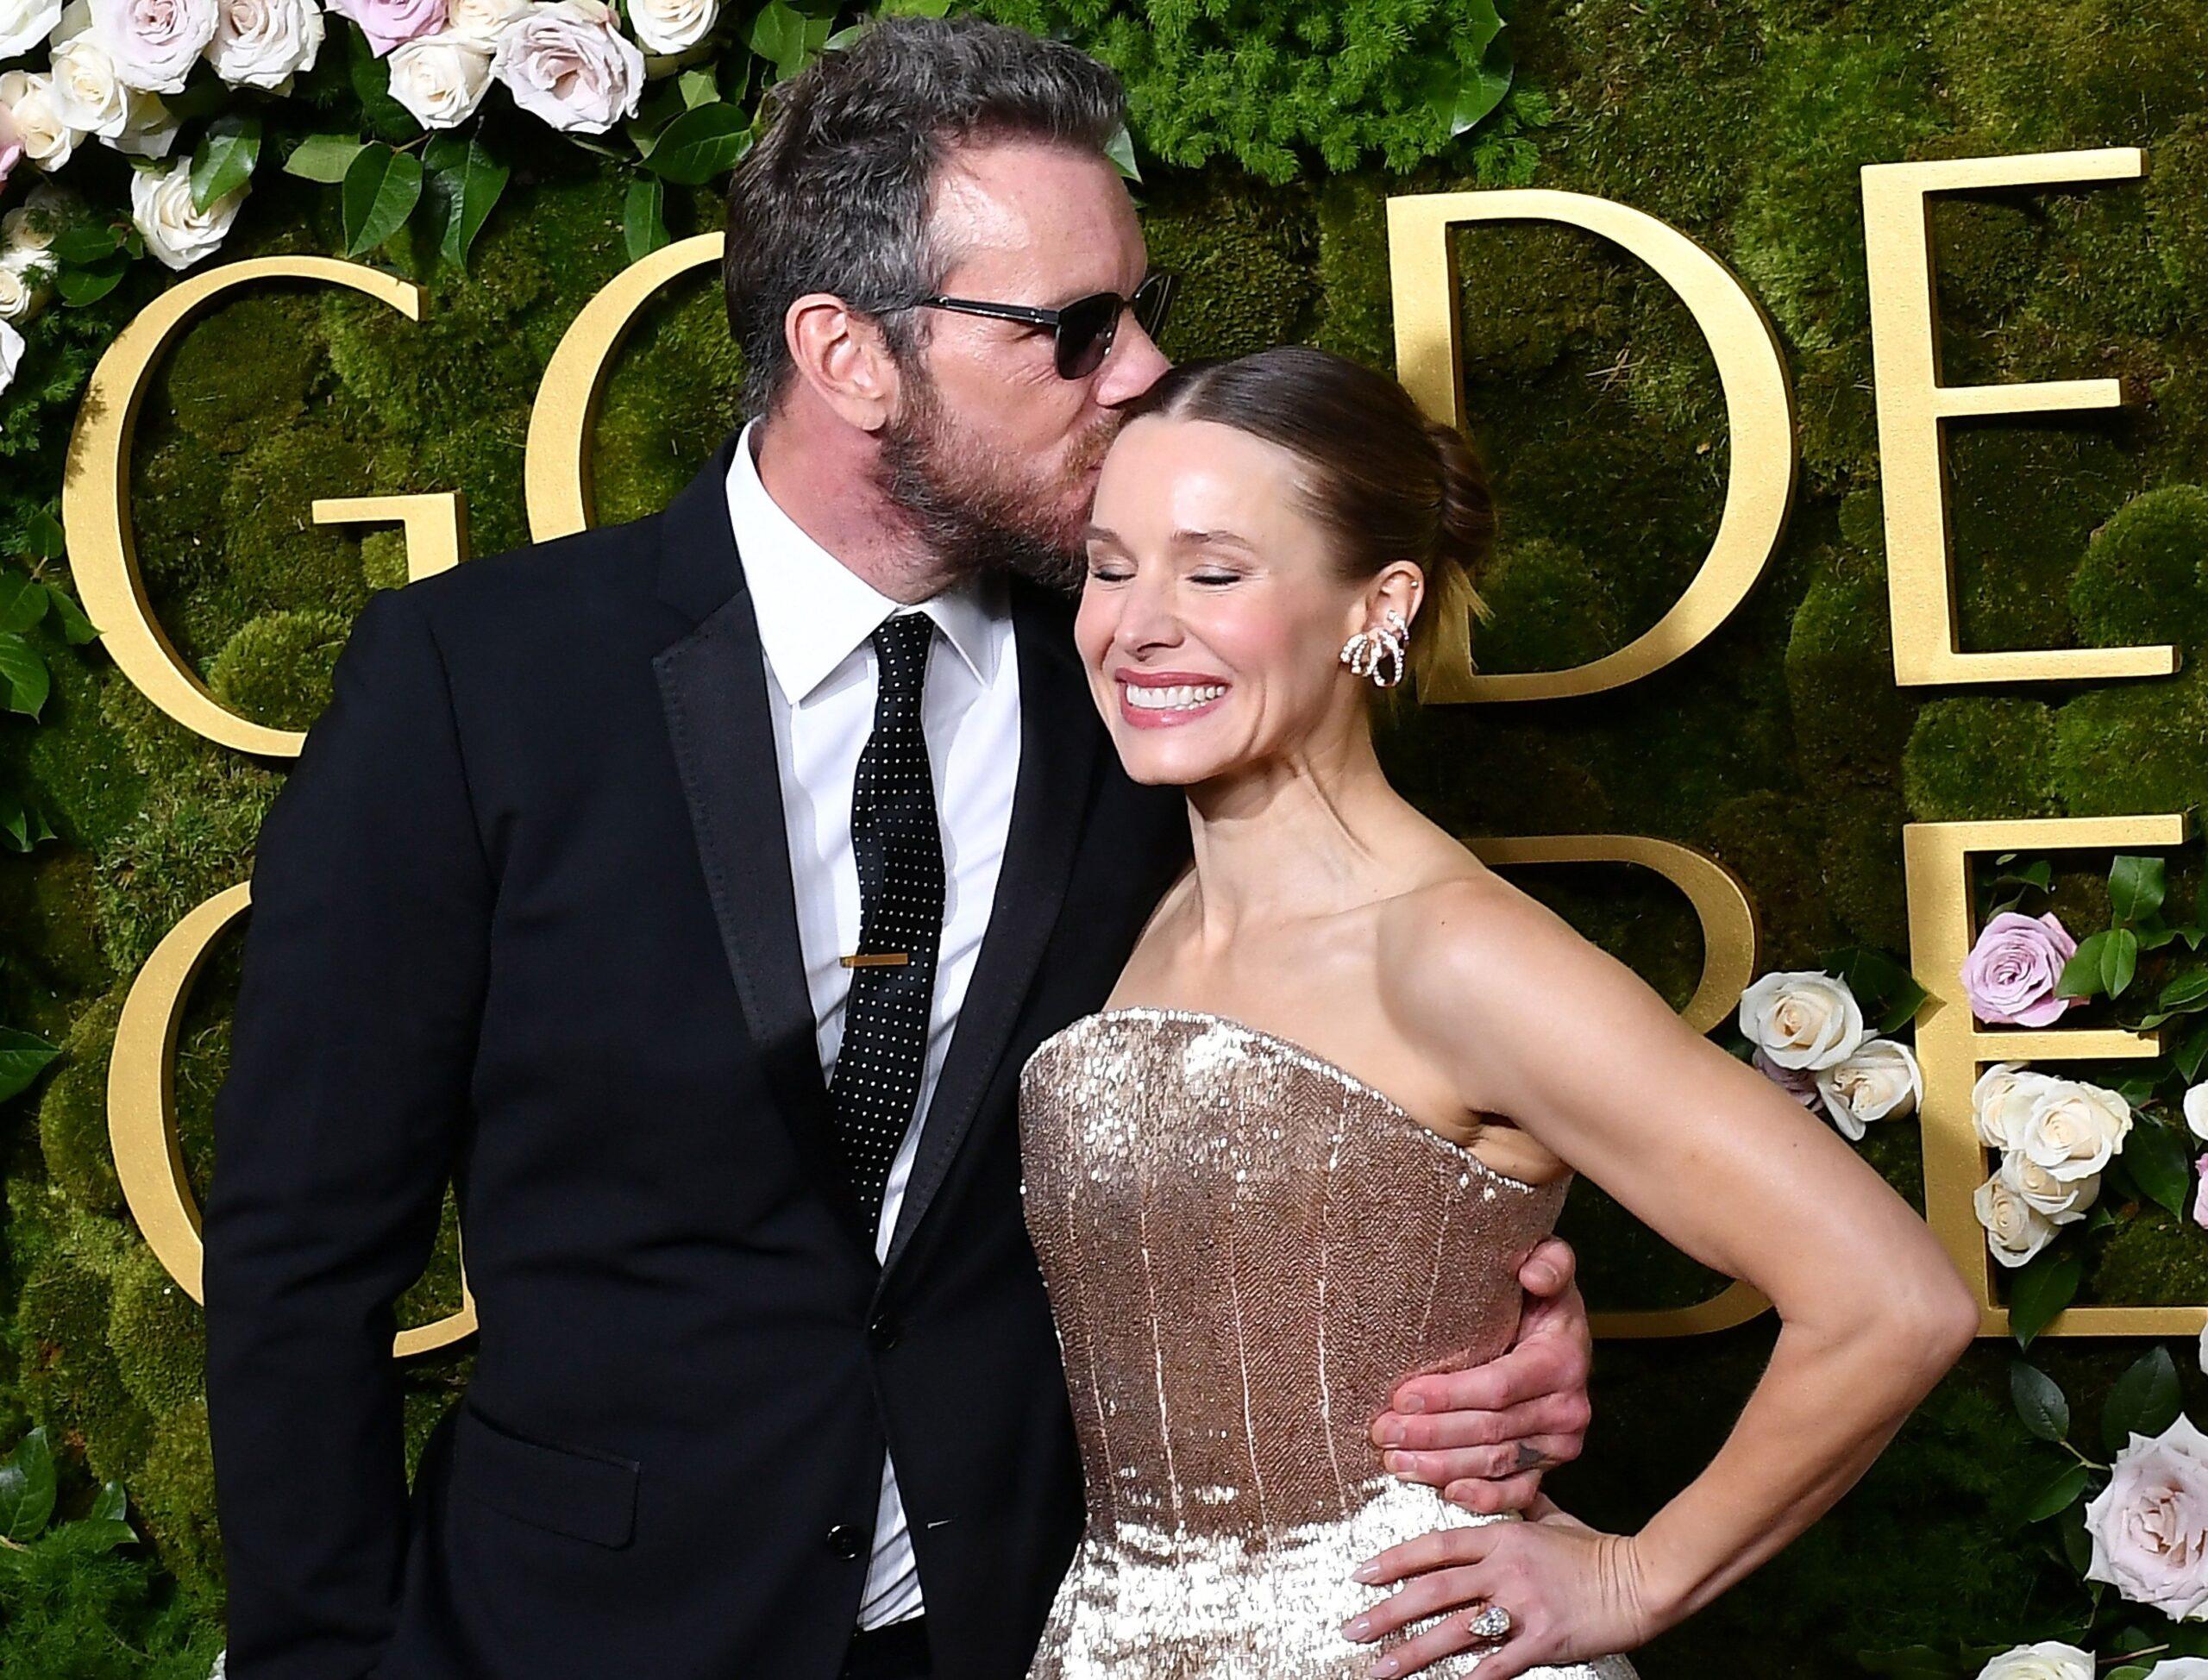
[4,0,2207,1671]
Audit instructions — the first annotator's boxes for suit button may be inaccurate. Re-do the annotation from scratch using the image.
[867,1316,901,1351]
[826,1523,866,1561]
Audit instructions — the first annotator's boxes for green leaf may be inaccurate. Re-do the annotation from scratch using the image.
[2161,969,2208,1013]
[0,1430,57,1543]
[624,175,668,262]
[2103,1345,2183,1456]
[426,135,507,271]
[2123,1120,2194,1219]
[342,144,424,257]
[49,223,122,264]
[2058,1501,2092,1572]
[41,587,95,646]
[0,1029,61,1103]
[285,133,371,184]
[1420,4,1513,138]
[2102,925,2140,999]
[191,111,260,211]
[0,632,48,719]
[2054,935,2104,1000]
[89,1482,126,1526]
[2175,1019,2208,1082]
[348,25,420,141]
[2009,1245,2083,1349]
[678,65,718,108]
[49,1518,139,1556]
[1104,122,1140,183]
[749,0,807,77]
[0,572,47,635]
[2017,1458,2090,1523]
[645,103,753,185]
[56,255,126,307]
[2111,854,2167,925]
[2010,1360,2070,1443]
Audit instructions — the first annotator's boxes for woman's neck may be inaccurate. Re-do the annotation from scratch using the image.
[1180,724,1406,944]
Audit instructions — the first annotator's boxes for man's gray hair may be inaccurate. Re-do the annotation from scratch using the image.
[722,16,1128,418]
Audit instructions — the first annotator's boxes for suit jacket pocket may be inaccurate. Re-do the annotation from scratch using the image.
[450,1400,641,1549]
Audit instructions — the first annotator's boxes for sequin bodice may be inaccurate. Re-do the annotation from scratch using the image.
[1018,1007,1639,1680]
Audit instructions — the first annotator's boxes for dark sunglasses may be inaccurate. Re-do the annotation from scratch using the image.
[907,271,1176,379]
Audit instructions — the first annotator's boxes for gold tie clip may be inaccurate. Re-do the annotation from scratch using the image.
[841,952,910,968]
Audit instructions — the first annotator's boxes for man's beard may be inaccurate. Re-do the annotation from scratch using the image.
[874,361,1120,594]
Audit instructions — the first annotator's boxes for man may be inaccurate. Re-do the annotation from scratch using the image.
[204,17,1596,1680]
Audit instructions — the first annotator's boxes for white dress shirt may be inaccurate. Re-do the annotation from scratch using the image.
[724,419,1022,1630]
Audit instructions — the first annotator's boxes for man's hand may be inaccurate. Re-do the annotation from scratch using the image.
[1367,1234,1593,1513]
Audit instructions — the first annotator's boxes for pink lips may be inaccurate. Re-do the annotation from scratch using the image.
[1114,668,1232,730]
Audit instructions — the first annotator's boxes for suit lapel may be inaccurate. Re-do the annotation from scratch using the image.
[651,439,876,1259]
[880,582,1100,1279]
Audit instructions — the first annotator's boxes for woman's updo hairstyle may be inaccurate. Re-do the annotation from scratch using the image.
[1119,344,1496,692]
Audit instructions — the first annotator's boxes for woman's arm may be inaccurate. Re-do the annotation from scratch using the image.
[1348,877,1980,1678]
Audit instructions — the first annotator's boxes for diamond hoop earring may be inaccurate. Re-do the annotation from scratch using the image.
[1339,607,1409,690]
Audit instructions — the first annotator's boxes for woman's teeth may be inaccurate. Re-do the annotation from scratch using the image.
[1124,683,1226,711]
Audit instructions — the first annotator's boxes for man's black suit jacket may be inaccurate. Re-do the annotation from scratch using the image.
[203,432,1190,1680]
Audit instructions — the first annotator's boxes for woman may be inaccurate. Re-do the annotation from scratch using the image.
[1015,345,1979,1680]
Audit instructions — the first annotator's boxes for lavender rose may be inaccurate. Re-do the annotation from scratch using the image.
[91,0,220,92]
[329,0,446,55]
[1962,910,2079,1028]
[490,0,643,133]
[2083,1414,2208,1620]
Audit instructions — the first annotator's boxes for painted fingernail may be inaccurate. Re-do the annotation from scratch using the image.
[1352,1561,1381,1583]
[1370,1658,1402,1678]
[1343,1616,1372,1641]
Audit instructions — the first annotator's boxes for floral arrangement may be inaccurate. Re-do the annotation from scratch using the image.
[0,0,963,393]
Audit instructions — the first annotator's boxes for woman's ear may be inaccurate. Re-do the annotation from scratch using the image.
[783,292,903,431]
[1368,561,1426,632]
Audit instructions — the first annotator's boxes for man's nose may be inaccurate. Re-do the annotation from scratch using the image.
[1096,317,1171,406]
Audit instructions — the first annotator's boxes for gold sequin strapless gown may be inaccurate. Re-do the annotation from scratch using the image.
[1018,1007,1640,1680]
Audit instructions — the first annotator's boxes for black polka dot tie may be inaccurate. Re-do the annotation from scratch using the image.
[829,611,946,1244]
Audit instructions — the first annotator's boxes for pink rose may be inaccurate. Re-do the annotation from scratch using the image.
[2083,1414,2208,1620]
[1961,910,2079,1027]
[91,0,219,91]
[489,0,642,134]
[1752,1045,1822,1109]
[329,0,446,55]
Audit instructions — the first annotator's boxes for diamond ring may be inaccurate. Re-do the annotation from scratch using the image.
[1466,1603,1513,1641]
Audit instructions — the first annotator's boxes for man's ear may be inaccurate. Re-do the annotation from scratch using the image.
[783,291,904,432]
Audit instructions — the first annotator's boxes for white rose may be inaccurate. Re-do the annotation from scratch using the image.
[48,2,134,141]
[1973,1642,2094,1680]
[624,0,712,53]
[1998,1149,2099,1226]
[0,0,62,57]
[1973,1062,2047,1150]
[440,0,518,38]
[490,0,643,134]
[2183,1080,2208,1143]
[386,31,490,127]
[2145,1660,2208,1679]
[92,0,220,92]
[0,318,22,398]
[206,0,323,90]
[0,250,51,324]
[0,71,82,172]
[1973,1169,2058,1268]
[1813,1037,1922,1140]
[2084,1416,2208,1622]
[2017,1076,2132,1183]
[2200,1316,2208,1379]
[129,153,247,269]
[1736,969,1866,1072]
[0,185,72,254]
[104,81,176,155]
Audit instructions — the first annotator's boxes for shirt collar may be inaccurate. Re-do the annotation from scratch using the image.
[725,419,1001,704]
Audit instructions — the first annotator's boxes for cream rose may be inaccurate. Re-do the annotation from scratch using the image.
[1973,1169,2058,1268]
[206,0,323,90]
[129,153,247,268]
[1973,1643,2094,1680]
[1813,1037,1922,1140]
[490,0,643,134]
[91,0,220,92]
[2083,1414,2208,1621]
[1997,1150,2099,1226]
[48,2,134,141]
[624,0,712,53]
[0,250,52,324]
[2017,1076,2132,1183]
[0,72,84,172]
[1,185,74,254]
[439,0,518,41]
[1736,969,1866,1072]
[105,81,177,155]
[0,0,63,58]
[386,31,490,127]
[1973,1062,2047,1150]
